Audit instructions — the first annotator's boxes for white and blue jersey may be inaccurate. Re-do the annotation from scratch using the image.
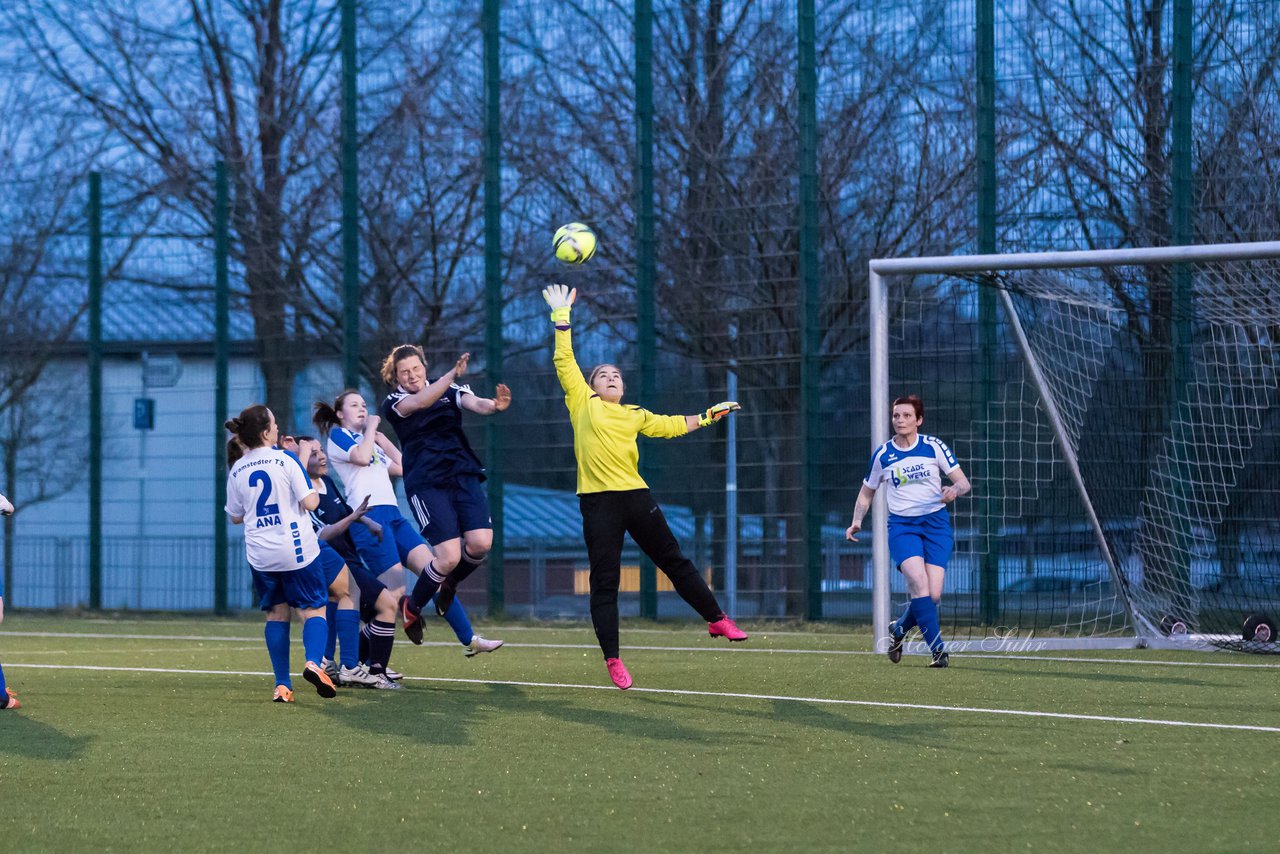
[863,434,959,519]
[326,427,399,508]
[225,447,319,573]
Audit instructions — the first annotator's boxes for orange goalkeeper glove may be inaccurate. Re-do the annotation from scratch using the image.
[698,401,740,427]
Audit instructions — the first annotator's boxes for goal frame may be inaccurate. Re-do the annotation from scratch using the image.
[868,240,1280,651]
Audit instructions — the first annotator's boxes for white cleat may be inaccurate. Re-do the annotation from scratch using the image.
[371,672,403,690]
[320,657,340,680]
[464,635,505,658]
[338,663,380,687]
[383,668,403,681]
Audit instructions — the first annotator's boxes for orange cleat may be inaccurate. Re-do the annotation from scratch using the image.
[272,685,295,703]
[2,687,20,710]
[303,661,338,699]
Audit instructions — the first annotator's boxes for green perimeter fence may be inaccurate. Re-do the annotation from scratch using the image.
[1,1,1278,630]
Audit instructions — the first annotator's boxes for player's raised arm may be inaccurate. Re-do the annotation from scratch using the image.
[544,284,591,408]
[390,353,470,418]
[459,383,511,416]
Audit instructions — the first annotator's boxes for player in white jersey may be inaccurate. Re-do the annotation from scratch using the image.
[224,404,338,701]
[0,492,19,709]
[846,395,971,667]
[313,390,503,656]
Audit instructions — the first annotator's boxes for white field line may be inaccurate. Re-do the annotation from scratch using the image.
[0,646,262,656]
[4,630,1280,669]
[5,661,1279,734]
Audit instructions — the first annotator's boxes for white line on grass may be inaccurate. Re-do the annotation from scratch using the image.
[5,630,1280,668]
[5,661,1280,734]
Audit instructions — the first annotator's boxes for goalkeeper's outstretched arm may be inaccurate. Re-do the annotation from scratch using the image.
[543,284,592,408]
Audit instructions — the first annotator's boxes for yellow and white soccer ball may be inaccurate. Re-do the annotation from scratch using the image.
[553,222,597,265]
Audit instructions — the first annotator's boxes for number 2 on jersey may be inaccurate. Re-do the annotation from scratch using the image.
[248,470,281,518]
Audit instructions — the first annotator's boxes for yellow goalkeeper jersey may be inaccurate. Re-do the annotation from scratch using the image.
[554,327,688,494]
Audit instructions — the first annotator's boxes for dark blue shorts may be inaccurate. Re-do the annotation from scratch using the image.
[406,476,492,545]
[347,504,428,573]
[888,508,953,571]
[318,542,348,587]
[347,559,388,606]
[251,558,328,611]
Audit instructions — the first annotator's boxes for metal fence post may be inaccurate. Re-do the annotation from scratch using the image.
[484,0,505,617]
[798,0,822,619]
[88,171,103,610]
[214,161,230,615]
[635,0,658,620]
[976,0,1002,625]
[341,0,360,389]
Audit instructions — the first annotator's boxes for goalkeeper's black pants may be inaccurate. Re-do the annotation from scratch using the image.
[579,489,723,659]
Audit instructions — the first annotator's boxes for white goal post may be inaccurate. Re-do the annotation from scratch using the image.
[869,240,1280,652]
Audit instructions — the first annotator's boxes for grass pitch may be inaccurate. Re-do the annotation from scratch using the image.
[1,614,1278,852]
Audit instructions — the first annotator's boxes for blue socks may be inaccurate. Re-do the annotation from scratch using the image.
[894,601,917,637]
[301,616,327,666]
[439,595,474,645]
[324,601,338,661]
[336,609,359,669]
[264,620,291,688]
[910,596,945,654]
[0,659,7,698]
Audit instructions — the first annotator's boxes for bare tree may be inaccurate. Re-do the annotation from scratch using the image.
[499,1,980,611]
[0,65,96,597]
[10,0,348,419]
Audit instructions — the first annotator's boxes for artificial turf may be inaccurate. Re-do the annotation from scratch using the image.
[1,614,1277,852]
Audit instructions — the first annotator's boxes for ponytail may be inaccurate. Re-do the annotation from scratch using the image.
[225,404,273,467]
[313,389,362,436]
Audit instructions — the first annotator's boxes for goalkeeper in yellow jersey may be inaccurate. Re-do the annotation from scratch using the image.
[542,284,747,690]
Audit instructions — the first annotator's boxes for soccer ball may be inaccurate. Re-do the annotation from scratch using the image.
[554,222,597,264]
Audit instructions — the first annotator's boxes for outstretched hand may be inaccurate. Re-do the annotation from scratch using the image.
[542,283,577,309]
[451,352,471,379]
[493,383,512,412]
[542,284,577,326]
[352,494,372,519]
[698,401,741,427]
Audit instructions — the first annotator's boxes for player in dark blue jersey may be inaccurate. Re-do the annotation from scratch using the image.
[0,492,19,710]
[300,414,504,660]
[379,345,511,631]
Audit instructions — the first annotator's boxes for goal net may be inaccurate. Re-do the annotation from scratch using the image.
[868,242,1280,653]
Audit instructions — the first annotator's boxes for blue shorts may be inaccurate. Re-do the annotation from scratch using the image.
[251,558,328,612]
[888,508,953,571]
[348,505,428,573]
[406,476,492,546]
[318,542,348,587]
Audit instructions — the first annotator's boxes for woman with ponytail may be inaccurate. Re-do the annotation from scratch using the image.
[224,404,340,702]
[313,391,503,658]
